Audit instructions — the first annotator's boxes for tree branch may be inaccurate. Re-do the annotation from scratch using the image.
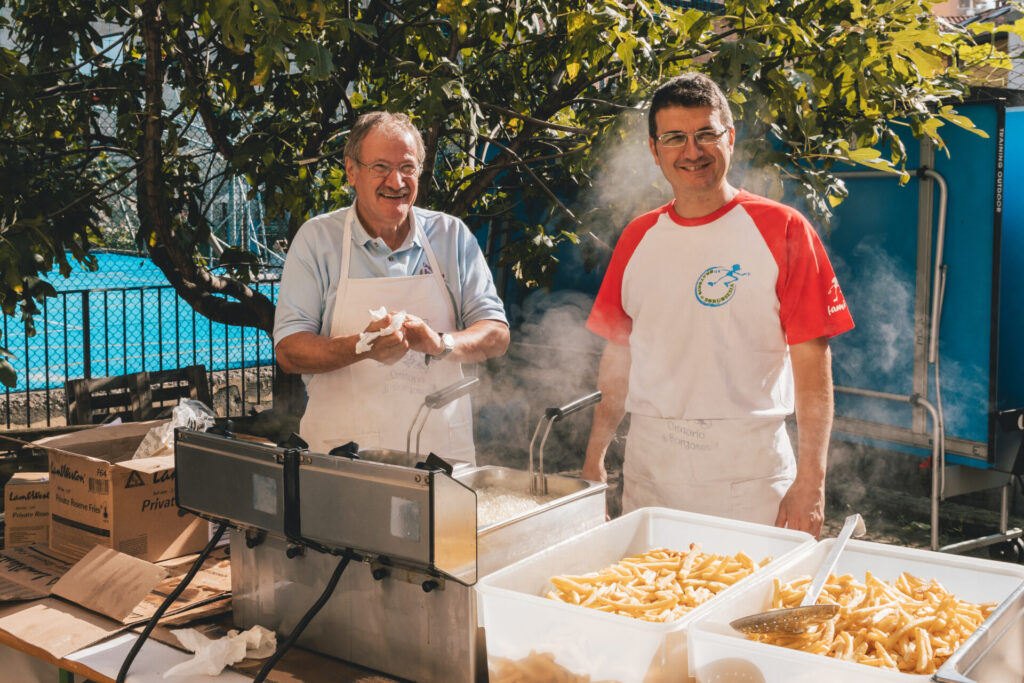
[174,25,235,162]
[448,128,579,224]
[478,102,596,134]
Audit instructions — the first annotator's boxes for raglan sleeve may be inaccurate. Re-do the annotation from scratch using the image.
[586,229,637,347]
[778,212,855,345]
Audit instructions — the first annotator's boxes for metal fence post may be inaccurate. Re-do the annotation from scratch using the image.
[82,291,91,380]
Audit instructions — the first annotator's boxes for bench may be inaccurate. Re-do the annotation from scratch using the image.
[65,365,212,425]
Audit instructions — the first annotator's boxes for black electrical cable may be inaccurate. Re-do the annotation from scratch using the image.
[252,550,355,683]
[116,521,229,683]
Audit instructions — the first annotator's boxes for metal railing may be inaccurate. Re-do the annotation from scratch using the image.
[1,281,279,429]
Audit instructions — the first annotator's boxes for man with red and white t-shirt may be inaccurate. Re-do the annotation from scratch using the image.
[582,73,854,536]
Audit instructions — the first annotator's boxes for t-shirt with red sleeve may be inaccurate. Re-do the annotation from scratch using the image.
[586,190,854,420]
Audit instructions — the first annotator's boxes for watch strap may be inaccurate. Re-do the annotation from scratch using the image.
[425,333,454,365]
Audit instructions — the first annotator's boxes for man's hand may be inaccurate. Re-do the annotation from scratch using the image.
[775,477,825,536]
[402,314,444,356]
[364,313,409,365]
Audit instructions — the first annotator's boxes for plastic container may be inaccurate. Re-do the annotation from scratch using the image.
[476,507,815,683]
[687,538,1024,683]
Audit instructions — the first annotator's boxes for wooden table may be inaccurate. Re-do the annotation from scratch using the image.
[0,599,400,682]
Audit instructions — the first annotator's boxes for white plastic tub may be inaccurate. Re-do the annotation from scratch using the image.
[476,507,814,683]
[687,538,1024,683]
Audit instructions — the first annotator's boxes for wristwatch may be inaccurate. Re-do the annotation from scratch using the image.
[425,332,455,365]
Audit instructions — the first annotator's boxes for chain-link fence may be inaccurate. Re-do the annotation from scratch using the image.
[0,69,289,430]
[1,253,279,429]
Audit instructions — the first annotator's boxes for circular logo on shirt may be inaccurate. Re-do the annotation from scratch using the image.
[694,264,749,307]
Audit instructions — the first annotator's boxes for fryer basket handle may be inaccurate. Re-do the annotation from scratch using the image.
[425,376,480,409]
[530,389,603,494]
[545,391,602,422]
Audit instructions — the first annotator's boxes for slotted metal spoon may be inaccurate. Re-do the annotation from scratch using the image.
[730,513,866,635]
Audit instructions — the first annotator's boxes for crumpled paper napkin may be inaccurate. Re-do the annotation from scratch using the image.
[355,306,407,354]
[163,624,276,677]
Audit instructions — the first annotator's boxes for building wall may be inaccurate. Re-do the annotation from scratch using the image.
[934,0,1007,16]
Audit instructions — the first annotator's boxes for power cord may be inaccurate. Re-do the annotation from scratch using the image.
[116,521,229,683]
[251,549,356,683]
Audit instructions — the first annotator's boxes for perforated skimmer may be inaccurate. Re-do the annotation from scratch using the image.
[730,513,866,635]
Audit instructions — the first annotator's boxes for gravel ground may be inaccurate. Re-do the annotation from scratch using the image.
[558,437,1024,567]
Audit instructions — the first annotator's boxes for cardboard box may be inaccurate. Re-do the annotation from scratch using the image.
[4,473,50,549]
[34,421,207,562]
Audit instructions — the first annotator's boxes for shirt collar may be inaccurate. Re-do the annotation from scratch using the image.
[350,204,423,253]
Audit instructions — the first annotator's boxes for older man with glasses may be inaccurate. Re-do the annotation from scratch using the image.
[274,111,509,461]
[582,73,855,536]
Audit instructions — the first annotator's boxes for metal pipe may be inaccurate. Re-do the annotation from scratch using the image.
[923,169,949,365]
[832,171,904,179]
[935,264,948,500]
[1001,482,1010,535]
[82,291,91,379]
[833,385,909,403]
[43,298,51,427]
[834,386,942,550]
[103,291,110,376]
[912,395,943,552]
[939,528,1024,556]
[915,168,950,503]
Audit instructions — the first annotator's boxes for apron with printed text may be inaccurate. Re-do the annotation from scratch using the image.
[299,206,475,462]
[622,415,796,525]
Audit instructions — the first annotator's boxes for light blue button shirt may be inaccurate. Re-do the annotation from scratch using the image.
[273,205,508,345]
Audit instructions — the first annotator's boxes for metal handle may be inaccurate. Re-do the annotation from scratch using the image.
[424,376,479,409]
[801,513,866,607]
[407,376,480,455]
[529,390,602,494]
[545,391,602,422]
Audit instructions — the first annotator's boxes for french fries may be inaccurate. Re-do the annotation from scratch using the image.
[488,650,622,683]
[749,572,997,675]
[546,545,770,623]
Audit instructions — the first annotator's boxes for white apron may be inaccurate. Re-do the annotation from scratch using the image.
[621,415,796,525]
[299,207,475,462]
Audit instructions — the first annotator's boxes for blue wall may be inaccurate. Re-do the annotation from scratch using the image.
[826,102,1014,460]
[1000,107,1024,413]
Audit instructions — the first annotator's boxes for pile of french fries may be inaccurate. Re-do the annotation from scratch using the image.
[750,572,997,674]
[546,545,770,623]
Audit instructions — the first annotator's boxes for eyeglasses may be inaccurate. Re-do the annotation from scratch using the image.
[654,128,729,147]
[353,158,421,178]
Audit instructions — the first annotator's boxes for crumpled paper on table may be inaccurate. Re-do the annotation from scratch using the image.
[163,624,276,677]
[354,306,407,354]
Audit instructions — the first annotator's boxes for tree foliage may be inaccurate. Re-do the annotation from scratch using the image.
[0,0,1020,387]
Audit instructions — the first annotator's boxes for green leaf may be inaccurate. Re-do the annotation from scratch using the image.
[312,45,334,80]
[567,11,586,38]
[938,109,989,139]
[0,358,15,389]
[0,0,993,344]
[252,45,274,86]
